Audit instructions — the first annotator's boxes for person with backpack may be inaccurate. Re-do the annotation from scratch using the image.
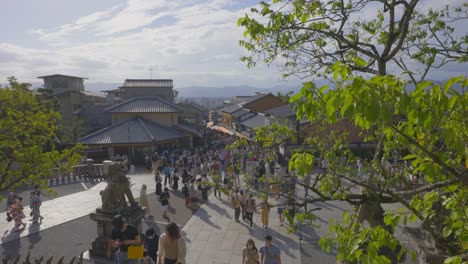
[159,188,170,220]
[144,227,159,263]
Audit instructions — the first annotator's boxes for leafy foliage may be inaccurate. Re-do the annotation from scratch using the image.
[238,0,468,81]
[0,78,83,196]
[237,1,468,262]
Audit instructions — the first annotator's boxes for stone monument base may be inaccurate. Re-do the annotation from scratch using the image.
[82,250,112,264]
[89,206,146,259]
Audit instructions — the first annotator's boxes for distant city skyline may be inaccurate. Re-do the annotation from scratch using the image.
[0,0,466,88]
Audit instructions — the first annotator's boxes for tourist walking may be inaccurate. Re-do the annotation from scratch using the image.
[245,194,256,229]
[10,197,26,232]
[164,166,172,187]
[287,196,296,222]
[159,188,171,220]
[239,190,248,221]
[201,174,209,202]
[108,215,141,263]
[277,192,288,227]
[260,198,271,229]
[259,235,281,264]
[140,184,151,217]
[212,172,222,198]
[157,222,187,264]
[357,158,362,179]
[230,189,241,222]
[6,192,18,221]
[33,185,41,197]
[224,174,233,199]
[155,177,162,196]
[172,171,179,191]
[30,191,43,224]
[182,182,190,207]
[242,239,259,264]
[144,227,159,262]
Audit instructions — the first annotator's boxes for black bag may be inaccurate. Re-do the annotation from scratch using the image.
[6,213,12,222]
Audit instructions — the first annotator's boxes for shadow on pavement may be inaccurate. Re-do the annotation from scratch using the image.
[27,223,42,250]
[205,200,231,218]
[194,208,220,229]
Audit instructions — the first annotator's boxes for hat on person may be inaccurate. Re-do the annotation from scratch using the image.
[264,235,273,241]
[113,214,125,226]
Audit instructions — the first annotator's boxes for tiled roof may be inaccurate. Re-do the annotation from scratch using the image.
[239,93,271,106]
[220,104,242,114]
[264,104,296,118]
[175,124,203,137]
[122,79,173,88]
[105,97,182,113]
[189,102,210,112]
[240,114,268,129]
[79,118,185,145]
[104,88,123,93]
[231,108,251,118]
[37,74,88,79]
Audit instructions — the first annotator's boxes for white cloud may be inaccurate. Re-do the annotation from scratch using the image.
[3,0,286,88]
[3,0,467,89]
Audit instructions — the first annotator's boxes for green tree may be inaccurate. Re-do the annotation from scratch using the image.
[0,78,83,195]
[238,1,468,263]
[238,0,467,81]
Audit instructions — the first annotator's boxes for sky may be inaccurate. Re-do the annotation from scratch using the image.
[0,0,466,89]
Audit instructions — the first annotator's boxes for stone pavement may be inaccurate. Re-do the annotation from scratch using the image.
[0,173,156,245]
[181,192,302,264]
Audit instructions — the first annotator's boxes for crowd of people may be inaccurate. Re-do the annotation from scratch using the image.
[5,130,290,264]
[130,137,294,264]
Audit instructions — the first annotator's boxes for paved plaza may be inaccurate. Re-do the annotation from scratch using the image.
[182,191,303,264]
[0,173,157,245]
[0,169,420,263]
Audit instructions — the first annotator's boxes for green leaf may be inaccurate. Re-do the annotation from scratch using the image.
[354,57,367,67]
[413,80,432,96]
[444,76,464,93]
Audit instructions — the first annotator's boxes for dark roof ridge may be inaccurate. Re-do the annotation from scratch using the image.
[103,96,182,112]
[138,117,155,141]
[78,119,132,141]
[37,74,88,79]
[125,79,173,81]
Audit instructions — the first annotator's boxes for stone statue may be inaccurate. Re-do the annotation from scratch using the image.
[100,162,137,211]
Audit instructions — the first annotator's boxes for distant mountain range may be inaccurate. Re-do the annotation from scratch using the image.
[25,82,307,98]
[13,79,461,98]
